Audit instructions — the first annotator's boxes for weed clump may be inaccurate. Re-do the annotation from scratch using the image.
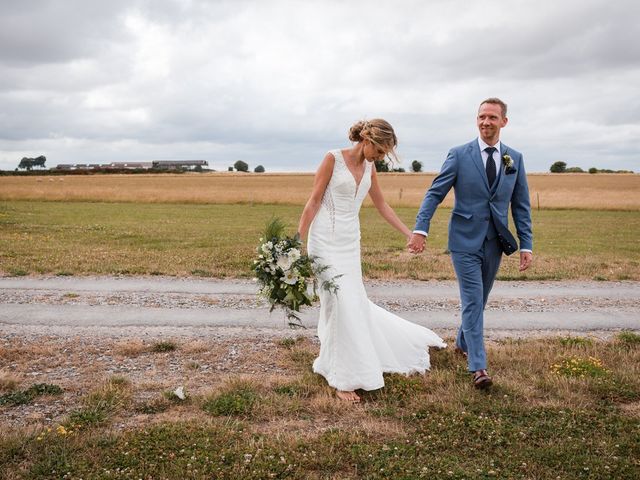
[202,383,257,416]
[0,383,63,406]
[152,341,178,353]
[551,356,608,378]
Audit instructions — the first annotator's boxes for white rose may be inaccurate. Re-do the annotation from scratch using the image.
[277,255,294,271]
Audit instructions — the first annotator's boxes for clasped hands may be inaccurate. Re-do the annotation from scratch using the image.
[406,233,534,272]
[406,233,426,254]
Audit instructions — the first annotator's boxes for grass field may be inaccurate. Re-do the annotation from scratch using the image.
[1,172,639,210]
[1,201,639,280]
[1,333,639,479]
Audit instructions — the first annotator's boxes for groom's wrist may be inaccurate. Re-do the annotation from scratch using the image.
[520,249,532,253]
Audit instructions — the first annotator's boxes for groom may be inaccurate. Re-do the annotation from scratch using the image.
[408,98,533,388]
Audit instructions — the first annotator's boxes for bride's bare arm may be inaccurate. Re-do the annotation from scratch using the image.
[297,153,335,239]
[369,167,412,239]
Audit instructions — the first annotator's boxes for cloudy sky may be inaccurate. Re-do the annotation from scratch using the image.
[1,0,638,172]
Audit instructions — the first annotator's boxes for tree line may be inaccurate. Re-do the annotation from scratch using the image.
[550,161,633,174]
[230,160,425,173]
[230,160,265,172]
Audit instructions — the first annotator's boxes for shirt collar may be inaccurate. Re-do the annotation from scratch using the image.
[478,137,501,153]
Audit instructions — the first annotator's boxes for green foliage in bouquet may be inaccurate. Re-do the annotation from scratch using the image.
[254,218,340,327]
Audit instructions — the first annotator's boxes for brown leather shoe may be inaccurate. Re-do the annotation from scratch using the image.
[473,370,493,389]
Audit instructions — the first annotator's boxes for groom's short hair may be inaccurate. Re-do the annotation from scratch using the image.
[480,98,507,118]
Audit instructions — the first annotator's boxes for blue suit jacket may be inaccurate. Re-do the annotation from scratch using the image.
[415,139,533,253]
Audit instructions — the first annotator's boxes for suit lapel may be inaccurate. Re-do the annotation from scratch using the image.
[469,141,490,191]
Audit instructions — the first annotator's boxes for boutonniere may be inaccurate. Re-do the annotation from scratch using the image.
[502,153,516,174]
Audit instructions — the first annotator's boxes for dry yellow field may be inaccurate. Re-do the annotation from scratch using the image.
[1,172,639,210]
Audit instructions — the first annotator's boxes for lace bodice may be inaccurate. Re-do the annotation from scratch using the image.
[320,149,372,232]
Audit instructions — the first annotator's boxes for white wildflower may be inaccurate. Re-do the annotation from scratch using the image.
[260,242,273,254]
[283,269,299,285]
[288,248,301,262]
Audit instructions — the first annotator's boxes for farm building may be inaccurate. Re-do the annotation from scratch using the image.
[152,160,208,170]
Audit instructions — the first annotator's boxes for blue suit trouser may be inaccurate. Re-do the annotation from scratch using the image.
[451,237,503,372]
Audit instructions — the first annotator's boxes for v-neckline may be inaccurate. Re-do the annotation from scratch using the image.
[339,149,367,194]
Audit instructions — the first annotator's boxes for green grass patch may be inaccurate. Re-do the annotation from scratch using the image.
[273,381,313,399]
[2,407,638,479]
[0,383,63,406]
[7,268,28,276]
[557,336,595,348]
[202,382,258,417]
[1,201,639,279]
[151,340,178,353]
[66,377,131,428]
[588,375,640,403]
[191,268,214,277]
[617,330,640,347]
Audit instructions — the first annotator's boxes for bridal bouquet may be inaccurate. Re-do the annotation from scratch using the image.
[253,218,340,327]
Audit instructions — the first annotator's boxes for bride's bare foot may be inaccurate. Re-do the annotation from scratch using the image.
[336,390,360,403]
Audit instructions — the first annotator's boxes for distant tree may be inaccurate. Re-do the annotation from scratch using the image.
[589,167,598,174]
[228,166,234,171]
[234,160,249,172]
[194,165,203,172]
[33,155,46,168]
[254,165,265,173]
[18,158,33,170]
[18,155,46,171]
[411,160,422,172]
[392,167,405,172]
[565,167,584,173]
[549,161,567,173]
[374,160,389,172]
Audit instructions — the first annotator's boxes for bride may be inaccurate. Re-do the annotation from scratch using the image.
[297,119,446,402]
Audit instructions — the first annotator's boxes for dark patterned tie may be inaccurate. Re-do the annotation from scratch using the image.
[485,147,497,186]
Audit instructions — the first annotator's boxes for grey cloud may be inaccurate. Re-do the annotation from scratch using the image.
[0,0,638,172]
[0,1,132,66]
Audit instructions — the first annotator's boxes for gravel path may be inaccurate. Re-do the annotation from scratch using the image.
[0,276,638,339]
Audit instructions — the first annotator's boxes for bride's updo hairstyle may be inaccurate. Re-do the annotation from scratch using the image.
[348,118,399,163]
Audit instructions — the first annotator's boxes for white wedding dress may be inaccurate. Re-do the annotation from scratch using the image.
[307,149,446,391]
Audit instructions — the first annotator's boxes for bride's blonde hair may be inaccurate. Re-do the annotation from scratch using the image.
[348,119,399,163]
